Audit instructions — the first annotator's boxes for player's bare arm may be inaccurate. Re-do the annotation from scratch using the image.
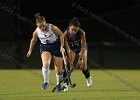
[79,29,86,58]
[27,30,38,57]
[64,31,70,51]
[52,25,65,52]
[64,31,74,69]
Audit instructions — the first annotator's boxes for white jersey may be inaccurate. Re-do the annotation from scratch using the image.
[36,24,58,44]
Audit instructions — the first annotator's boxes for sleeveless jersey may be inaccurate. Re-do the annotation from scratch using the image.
[36,24,58,44]
[66,29,82,52]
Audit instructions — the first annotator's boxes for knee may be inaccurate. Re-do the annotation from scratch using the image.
[80,66,84,70]
[57,66,63,72]
[55,65,63,74]
[79,63,87,71]
[42,62,50,67]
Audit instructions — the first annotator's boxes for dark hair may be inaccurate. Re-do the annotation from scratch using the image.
[35,13,45,23]
[69,17,81,27]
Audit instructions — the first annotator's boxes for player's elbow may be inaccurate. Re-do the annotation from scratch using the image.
[31,38,37,43]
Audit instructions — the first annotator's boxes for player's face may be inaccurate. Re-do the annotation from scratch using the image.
[69,25,79,35]
[36,21,46,31]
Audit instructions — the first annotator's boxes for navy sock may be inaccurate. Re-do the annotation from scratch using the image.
[82,68,90,79]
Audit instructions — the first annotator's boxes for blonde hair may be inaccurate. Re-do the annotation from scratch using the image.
[35,13,45,23]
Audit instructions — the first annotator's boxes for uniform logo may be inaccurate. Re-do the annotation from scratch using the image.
[69,39,80,46]
[44,33,53,38]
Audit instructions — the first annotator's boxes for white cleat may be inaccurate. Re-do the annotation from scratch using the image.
[86,77,93,87]
[62,83,68,92]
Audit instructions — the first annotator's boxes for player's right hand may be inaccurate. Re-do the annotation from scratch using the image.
[26,50,32,57]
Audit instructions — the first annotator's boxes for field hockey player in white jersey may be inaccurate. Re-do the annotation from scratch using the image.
[27,13,65,92]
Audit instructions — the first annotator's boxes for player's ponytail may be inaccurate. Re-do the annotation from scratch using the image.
[35,13,45,23]
[69,17,81,27]
[35,13,40,19]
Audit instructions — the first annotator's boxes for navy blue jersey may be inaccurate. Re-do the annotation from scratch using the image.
[66,29,83,53]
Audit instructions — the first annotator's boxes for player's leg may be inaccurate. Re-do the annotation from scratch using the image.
[41,51,52,89]
[63,50,76,85]
[63,50,76,84]
[53,56,64,92]
[79,50,93,87]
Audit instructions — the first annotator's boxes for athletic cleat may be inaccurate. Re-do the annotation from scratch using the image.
[56,84,62,92]
[41,82,48,89]
[62,83,68,92]
[86,77,93,87]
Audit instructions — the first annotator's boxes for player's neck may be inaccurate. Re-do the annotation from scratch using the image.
[44,24,49,32]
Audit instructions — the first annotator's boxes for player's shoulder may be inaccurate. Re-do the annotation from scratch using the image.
[35,27,39,31]
[49,23,59,31]
[34,27,39,35]
[32,28,38,38]
[47,23,53,26]
[78,28,85,35]
[78,28,84,33]
[63,30,67,38]
[64,27,70,33]
[64,29,68,34]
[34,27,38,32]
[34,29,37,33]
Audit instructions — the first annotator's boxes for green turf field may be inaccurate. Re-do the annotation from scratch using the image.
[0,69,140,100]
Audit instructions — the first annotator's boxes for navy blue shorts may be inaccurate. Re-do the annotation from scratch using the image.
[40,41,62,57]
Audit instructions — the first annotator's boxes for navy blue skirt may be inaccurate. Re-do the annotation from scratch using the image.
[40,41,62,57]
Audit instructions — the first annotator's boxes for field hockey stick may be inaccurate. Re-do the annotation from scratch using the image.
[61,51,76,88]
[52,58,79,92]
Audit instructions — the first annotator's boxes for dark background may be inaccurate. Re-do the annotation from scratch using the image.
[0,0,140,69]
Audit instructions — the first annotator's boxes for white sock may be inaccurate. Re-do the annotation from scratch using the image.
[56,73,63,85]
[42,67,50,83]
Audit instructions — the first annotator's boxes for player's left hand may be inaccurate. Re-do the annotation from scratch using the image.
[60,46,65,53]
